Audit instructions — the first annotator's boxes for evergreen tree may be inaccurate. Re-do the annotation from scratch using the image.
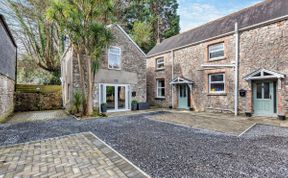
[115,0,180,52]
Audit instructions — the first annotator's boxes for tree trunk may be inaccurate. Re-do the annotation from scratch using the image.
[76,49,86,116]
[85,55,93,116]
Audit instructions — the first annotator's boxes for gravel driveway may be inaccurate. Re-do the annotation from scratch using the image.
[1,112,288,178]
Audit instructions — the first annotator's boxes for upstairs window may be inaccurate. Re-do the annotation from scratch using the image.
[209,73,225,93]
[108,46,121,70]
[156,79,165,98]
[208,43,224,60]
[156,57,165,70]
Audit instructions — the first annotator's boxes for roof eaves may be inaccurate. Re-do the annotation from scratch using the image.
[0,14,17,47]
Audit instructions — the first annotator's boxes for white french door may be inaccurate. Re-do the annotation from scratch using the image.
[99,84,130,112]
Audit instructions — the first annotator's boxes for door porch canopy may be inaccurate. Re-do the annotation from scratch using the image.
[170,76,193,89]
[243,68,285,81]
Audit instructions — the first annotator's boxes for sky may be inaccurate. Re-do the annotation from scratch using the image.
[178,0,262,32]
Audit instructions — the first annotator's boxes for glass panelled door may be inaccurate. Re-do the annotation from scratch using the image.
[117,86,126,110]
[102,84,129,112]
[253,81,275,116]
[178,84,189,109]
[106,86,115,110]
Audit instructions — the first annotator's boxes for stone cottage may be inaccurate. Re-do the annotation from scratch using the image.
[61,24,146,112]
[147,0,288,118]
[0,14,17,120]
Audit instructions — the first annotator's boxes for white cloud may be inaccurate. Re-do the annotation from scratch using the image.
[179,2,225,32]
[178,0,263,32]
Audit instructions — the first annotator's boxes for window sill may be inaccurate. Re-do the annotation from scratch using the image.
[155,97,166,100]
[108,68,121,71]
[208,57,226,61]
[207,93,227,96]
[155,68,165,72]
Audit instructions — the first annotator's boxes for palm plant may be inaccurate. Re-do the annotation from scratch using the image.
[47,0,114,116]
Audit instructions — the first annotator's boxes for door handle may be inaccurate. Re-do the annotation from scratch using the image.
[269,95,271,99]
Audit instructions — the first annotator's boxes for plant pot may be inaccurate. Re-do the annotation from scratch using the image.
[245,112,252,117]
[131,104,137,111]
[101,104,107,113]
[137,102,150,110]
[278,115,286,120]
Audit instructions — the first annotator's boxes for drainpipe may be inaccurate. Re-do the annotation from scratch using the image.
[171,50,174,109]
[234,22,239,116]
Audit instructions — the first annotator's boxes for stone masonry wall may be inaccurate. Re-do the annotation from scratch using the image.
[239,20,288,114]
[147,19,288,115]
[71,25,146,109]
[14,90,62,112]
[0,74,14,121]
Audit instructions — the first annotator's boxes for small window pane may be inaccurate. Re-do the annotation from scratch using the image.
[209,43,223,51]
[210,83,224,92]
[254,72,261,77]
[158,80,164,87]
[264,83,270,99]
[110,47,120,54]
[256,83,262,99]
[158,88,165,97]
[211,74,224,82]
[210,50,224,59]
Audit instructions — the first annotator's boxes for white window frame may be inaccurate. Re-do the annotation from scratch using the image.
[156,57,165,70]
[108,46,121,70]
[208,43,225,61]
[208,73,225,93]
[156,79,165,98]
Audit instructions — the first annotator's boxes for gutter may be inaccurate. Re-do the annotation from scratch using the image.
[234,22,239,116]
[171,50,174,108]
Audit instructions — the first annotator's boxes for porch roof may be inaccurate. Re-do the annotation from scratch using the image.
[170,76,193,85]
[243,68,285,81]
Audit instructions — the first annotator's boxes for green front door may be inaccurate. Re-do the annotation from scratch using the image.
[253,81,275,116]
[178,84,189,109]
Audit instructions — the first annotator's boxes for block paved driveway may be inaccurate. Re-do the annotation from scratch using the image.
[0,132,147,178]
[1,111,288,177]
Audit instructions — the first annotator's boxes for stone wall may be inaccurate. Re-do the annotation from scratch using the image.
[15,90,62,112]
[0,74,14,121]
[239,20,288,114]
[147,19,288,115]
[68,25,146,109]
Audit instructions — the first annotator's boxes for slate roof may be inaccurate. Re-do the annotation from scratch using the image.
[148,0,288,56]
[0,14,17,47]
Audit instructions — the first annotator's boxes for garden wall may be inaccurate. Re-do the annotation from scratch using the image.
[14,85,62,111]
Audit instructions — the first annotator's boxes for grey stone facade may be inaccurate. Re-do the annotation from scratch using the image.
[0,15,17,121]
[147,19,288,116]
[0,75,15,121]
[62,25,146,110]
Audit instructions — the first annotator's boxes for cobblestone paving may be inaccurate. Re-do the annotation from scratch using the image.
[7,110,67,124]
[0,132,148,178]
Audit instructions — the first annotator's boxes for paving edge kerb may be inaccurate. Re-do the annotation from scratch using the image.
[0,132,150,178]
[88,132,150,178]
[238,123,257,137]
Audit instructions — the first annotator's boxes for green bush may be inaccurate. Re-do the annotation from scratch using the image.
[131,100,138,105]
[73,91,83,114]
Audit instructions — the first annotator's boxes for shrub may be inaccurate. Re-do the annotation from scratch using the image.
[73,91,83,114]
[131,100,138,105]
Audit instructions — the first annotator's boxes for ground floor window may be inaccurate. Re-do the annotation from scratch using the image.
[209,73,225,93]
[156,79,165,98]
